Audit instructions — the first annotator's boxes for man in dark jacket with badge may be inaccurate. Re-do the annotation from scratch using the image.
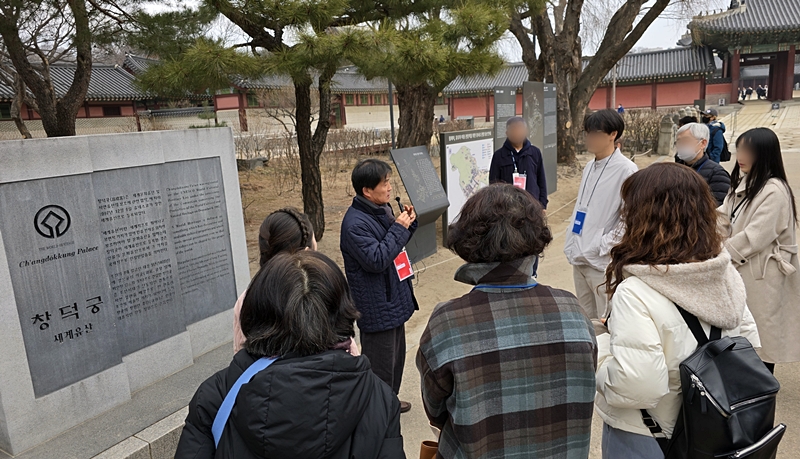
[341,158,418,413]
[675,122,730,205]
[488,117,548,209]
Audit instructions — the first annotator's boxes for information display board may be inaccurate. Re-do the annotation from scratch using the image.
[439,129,494,236]
[389,146,449,263]
[493,87,518,152]
[523,81,558,194]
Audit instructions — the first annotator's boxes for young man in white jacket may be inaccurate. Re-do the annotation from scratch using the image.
[594,164,760,458]
[565,109,637,319]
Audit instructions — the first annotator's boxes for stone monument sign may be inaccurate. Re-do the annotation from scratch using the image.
[0,128,248,455]
[389,146,449,262]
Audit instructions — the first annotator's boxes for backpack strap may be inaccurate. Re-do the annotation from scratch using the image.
[676,304,721,345]
[211,357,278,447]
[640,305,721,439]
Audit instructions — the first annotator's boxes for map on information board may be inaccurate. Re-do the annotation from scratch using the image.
[440,129,494,225]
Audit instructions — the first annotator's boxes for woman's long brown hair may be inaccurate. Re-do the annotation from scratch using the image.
[604,163,723,297]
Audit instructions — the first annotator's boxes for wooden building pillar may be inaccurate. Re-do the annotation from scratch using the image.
[785,46,796,100]
[651,81,658,110]
[730,50,741,104]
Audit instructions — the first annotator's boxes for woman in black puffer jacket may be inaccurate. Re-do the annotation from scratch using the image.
[175,251,405,459]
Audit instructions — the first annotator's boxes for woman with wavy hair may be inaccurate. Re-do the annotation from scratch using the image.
[595,163,760,458]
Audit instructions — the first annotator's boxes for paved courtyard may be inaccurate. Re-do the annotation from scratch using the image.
[398,99,800,458]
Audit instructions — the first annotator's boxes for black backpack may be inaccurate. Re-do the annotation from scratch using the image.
[642,305,786,459]
[710,125,731,162]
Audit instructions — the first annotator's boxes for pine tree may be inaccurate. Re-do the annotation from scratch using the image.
[135,0,378,239]
[352,0,508,149]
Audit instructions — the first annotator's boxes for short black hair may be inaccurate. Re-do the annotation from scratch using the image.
[506,116,525,128]
[584,109,625,141]
[446,184,552,263]
[241,251,360,357]
[351,159,392,196]
[678,116,698,127]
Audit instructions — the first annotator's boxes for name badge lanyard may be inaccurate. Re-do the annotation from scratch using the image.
[730,197,747,223]
[579,154,613,209]
[572,155,612,235]
[511,151,521,174]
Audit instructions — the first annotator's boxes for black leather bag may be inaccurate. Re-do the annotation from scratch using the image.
[642,305,785,459]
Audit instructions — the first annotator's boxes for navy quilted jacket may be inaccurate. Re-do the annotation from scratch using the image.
[340,197,418,333]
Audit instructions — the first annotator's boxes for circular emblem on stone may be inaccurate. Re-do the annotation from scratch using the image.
[34,205,71,239]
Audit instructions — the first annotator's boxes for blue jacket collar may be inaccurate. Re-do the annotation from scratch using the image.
[353,196,390,216]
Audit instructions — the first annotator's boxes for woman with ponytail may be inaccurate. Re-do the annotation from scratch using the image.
[233,207,316,353]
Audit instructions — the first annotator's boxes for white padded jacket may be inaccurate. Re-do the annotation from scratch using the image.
[595,250,761,438]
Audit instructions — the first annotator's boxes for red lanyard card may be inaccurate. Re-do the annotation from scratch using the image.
[393,248,413,281]
[512,172,527,190]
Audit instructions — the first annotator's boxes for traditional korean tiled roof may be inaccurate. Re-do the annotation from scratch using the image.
[0,63,148,102]
[689,0,800,47]
[690,0,800,35]
[442,63,529,94]
[231,73,293,90]
[122,54,159,76]
[444,47,715,94]
[232,67,389,94]
[602,46,716,83]
[332,68,389,94]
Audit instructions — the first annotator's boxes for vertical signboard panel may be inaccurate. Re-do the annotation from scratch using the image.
[493,87,518,153]
[523,82,558,194]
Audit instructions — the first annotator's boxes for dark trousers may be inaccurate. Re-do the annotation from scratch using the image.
[361,324,406,395]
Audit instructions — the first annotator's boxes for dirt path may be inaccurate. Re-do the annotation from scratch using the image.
[237,149,664,456]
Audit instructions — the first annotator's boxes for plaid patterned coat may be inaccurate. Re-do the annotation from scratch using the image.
[417,256,597,459]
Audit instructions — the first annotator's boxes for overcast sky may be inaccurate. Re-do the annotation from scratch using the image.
[152,0,731,61]
[497,0,730,61]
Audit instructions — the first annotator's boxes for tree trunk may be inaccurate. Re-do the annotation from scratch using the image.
[11,76,32,139]
[293,67,334,241]
[0,0,92,138]
[395,82,436,149]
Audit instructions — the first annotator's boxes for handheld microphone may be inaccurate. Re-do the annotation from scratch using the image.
[394,197,404,214]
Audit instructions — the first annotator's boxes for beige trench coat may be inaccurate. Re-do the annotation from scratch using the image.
[720,178,800,363]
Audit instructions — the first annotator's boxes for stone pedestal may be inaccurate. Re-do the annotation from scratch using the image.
[0,129,249,455]
[657,115,677,156]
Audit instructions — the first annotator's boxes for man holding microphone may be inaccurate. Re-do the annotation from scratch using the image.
[340,158,418,413]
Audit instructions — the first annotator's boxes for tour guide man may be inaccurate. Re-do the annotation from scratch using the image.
[488,117,548,209]
[340,158,418,413]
